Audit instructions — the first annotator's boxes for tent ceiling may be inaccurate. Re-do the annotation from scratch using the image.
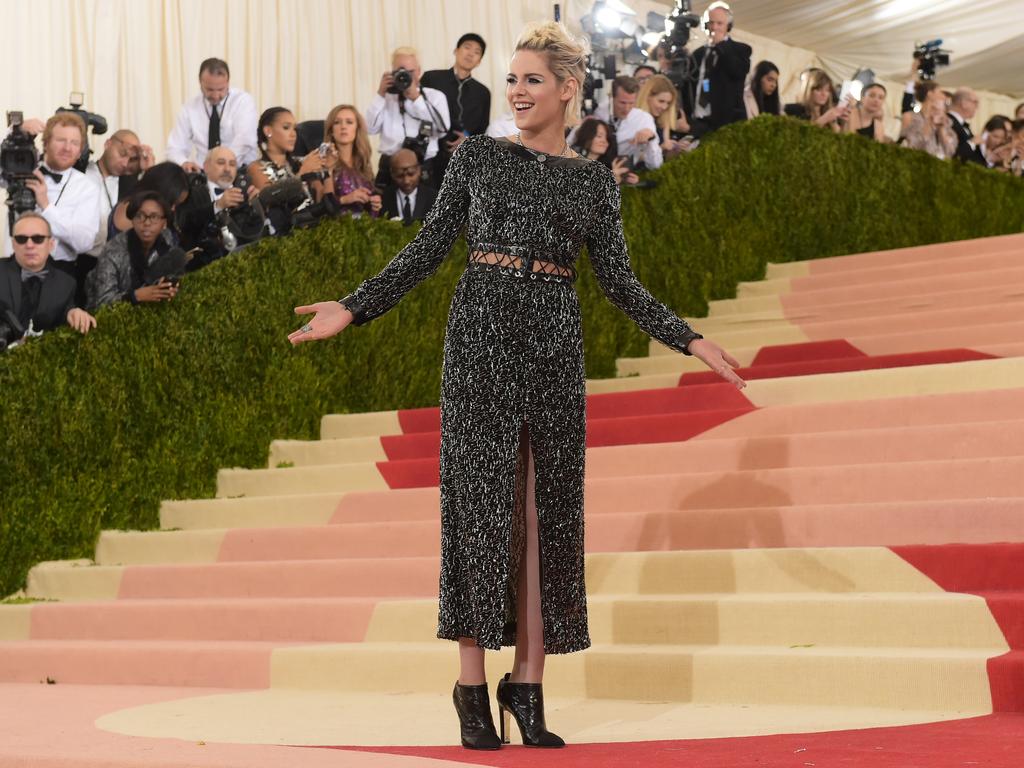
[683,0,1024,98]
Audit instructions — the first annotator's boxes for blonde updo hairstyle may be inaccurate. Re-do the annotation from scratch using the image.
[514,22,589,127]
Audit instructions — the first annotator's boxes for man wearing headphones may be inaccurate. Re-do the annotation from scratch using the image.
[689,2,751,139]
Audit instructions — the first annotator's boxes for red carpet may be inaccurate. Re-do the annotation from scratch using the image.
[893,544,1024,713]
[752,339,867,366]
[325,713,1024,767]
[395,383,755,435]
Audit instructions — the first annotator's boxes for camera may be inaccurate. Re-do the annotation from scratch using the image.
[56,92,107,172]
[401,121,433,163]
[914,39,951,81]
[388,67,414,95]
[1,112,40,229]
[220,172,266,249]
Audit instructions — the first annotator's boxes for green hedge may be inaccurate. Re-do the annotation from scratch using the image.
[2,117,1023,595]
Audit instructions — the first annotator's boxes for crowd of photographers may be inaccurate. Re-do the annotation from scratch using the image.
[2,11,1021,351]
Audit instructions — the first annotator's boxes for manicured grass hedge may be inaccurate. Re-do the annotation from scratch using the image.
[2,117,1022,595]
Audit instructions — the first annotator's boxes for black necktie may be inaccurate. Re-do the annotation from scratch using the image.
[962,122,973,139]
[19,274,43,328]
[402,194,413,224]
[38,166,62,183]
[208,104,221,150]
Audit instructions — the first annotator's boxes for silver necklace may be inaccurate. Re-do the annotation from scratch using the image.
[516,132,567,163]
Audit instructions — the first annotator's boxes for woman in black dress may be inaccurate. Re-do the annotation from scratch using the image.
[290,21,745,750]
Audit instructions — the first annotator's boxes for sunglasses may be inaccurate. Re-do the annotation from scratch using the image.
[13,234,50,244]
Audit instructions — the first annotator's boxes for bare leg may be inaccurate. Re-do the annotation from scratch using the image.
[510,448,545,683]
[458,638,486,686]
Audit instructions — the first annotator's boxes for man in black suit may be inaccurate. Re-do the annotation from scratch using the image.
[689,2,751,139]
[948,88,986,165]
[382,149,438,226]
[0,212,95,349]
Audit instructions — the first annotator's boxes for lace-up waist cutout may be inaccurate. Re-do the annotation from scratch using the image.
[467,243,577,284]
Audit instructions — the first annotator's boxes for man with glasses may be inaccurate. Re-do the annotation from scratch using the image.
[0,212,95,350]
[948,88,986,165]
[381,149,437,226]
[84,129,155,255]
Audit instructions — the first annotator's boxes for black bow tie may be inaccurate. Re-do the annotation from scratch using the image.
[213,187,226,197]
[38,167,62,183]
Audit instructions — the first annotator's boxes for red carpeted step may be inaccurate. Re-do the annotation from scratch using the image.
[751,339,866,366]
[378,408,758,487]
[893,544,1024,713]
[379,406,754,461]
[395,383,755,435]
[679,348,995,386]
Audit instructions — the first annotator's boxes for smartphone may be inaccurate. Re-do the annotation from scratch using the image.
[838,80,859,105]
[317,142,331,159]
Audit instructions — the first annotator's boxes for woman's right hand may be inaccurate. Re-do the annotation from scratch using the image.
[341,188,373,206]
[611,156,631,185]
[289,301,353,345]
[134,278,177,303]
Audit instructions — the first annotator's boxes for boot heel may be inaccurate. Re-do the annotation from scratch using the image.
[500,707,511,744]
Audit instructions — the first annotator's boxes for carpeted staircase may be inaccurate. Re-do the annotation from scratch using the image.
[2,232,1023,767]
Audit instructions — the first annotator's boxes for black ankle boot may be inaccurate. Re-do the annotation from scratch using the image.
[453,681,501,750]
[496,672,565,748]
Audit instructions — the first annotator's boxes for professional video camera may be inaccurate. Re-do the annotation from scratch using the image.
[387,67,414,95]
[658,0,701,93]
[914,39,951,81]
[56,92,108,172]
[1,112,40,230]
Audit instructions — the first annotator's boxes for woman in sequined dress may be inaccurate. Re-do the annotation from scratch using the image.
[290,22,746,750]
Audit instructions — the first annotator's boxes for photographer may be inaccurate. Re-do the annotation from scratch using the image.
[3,114,100,275]
[381,149,436,225]
[167,58,259,172]
[0,212,95,350]
[87,191,179,310]
[689,2,751,139]
[900,81,956,160]
[785,69,850,132]
[204,146,256,211]
[571,117,638,186]
[84,129,154,256]
[586,75,662,170]
[366,46,451,189]
[979,115,1013,171]
[421,33,491,186]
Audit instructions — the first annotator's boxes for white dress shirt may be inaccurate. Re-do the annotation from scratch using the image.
[395,188,418,220]
[84,161,120,255]
[486,113,517,139]
[590,104,663,169]
[365,89,451,159]
[29,166,100,262]
[167,87,259,167]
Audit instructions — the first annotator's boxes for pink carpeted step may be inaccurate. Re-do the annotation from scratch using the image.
[0,640,277,688]
[28,597,382,642]
[680,348,994,387]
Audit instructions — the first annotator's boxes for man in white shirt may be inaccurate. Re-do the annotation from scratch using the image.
[6,114,100,270]
[591,75,663,169]
[167,58,259,173]
[366,47,451,188]
[84,129,154,255]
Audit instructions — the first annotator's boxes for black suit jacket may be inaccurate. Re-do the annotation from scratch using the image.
[691,38,752,129]
[949,115,986,165]
[0,257,76,344]
[382,184,438,225]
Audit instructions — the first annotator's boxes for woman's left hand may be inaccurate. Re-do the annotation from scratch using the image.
[687,338,746,389]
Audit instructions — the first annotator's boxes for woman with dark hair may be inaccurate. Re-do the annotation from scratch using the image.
[845,83,889,142]
[900,81,956,159]
[784,68,850,132]
[87,191,179,309]
[110,161,190,235]
[247,107,323,190]
[571,118,637,185]
[745,60,780,118]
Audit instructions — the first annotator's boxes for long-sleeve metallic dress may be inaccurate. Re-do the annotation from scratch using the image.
[339,135,702,654]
